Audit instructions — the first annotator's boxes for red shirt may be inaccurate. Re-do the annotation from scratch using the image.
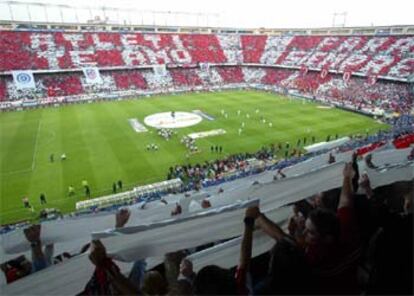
[306,206,361,294]
[235,266,249,295]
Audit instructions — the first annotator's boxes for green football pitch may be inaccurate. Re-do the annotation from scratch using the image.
[0,90,388,224]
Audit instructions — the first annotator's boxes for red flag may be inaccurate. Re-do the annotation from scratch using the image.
[320,64,330,79]
[320,68,328,79]
[343,71,352,83]
[367,75,377,85]
[300,65,308,75]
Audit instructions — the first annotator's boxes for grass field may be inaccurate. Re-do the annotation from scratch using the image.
[0,90,388,224]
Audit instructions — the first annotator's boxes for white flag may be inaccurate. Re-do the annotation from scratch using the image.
[82,67,102,84]
[12,71,36,89]
[153,64,167,76]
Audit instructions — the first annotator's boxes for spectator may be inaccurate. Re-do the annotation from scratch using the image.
[253,163,362,294]
[0,255,32,284]
[168,279,193,296]
[164,251,186,286]
[246,206,312,294]
[141,271,168,296]
[365,154,378,169]
[201,199,211,209]
[82,240,138,295]
[194,265,237,295]
[24,225,50,272]
[304,163,361,294]
[171,203,182,216]
[179,258,196,284]
[235,207,257,294]
[328,152,336,164]
[288,203,306,245]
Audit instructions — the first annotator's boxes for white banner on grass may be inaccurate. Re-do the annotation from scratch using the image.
[12,71,36,89]
[82,67,102,84]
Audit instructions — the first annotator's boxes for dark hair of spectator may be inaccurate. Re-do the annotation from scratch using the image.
[309,208,340,242]
[193,265,237,295]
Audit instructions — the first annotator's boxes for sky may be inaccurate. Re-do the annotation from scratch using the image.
[0,0,413,28]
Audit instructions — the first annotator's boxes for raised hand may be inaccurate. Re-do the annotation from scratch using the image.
[24,225,41,243]
[343,162,355,179]
[115,208,130,228]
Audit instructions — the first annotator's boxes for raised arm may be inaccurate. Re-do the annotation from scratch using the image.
[359,173,374,199]
[338,162,355,210]
[255,207,289,241]
[24,225,49,272]
[239,207,256,269]
[88,240,138,295]
[115,208,130,228]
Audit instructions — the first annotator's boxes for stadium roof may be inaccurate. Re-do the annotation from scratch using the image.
[0,0,413,29]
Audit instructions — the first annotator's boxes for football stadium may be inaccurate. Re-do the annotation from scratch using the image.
[0,0,413,294]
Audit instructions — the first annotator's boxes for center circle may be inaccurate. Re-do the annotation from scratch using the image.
[144,112,202,129]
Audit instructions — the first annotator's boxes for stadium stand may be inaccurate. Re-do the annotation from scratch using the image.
[0,30,413,115]
[0,32,413,74]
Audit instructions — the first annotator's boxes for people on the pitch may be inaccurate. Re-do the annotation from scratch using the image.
[112,182,117,194]
[219,146,223,153]
[158,128,175,141]
[146,143,159,151]
[117,180,123,190]
[39,193,47,205]
[211,145,214,153]
[22,196,30,208]
[68,185,75,196]
[49,154,54,163]
[61,153,66,161]
[85,185,91,198]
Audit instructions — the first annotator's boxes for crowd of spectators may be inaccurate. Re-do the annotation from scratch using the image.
[92,158,405,296]
[167,144,276,187]
[1,32,412,78]
[2,65,411,117]
[316,76,413,114]
[3,158,412,295]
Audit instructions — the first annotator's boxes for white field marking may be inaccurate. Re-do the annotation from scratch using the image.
[144,112,202,129]
[42,131,56,147]
[31,118,42,171]
[1,119,42,176]
[1,168,33,177]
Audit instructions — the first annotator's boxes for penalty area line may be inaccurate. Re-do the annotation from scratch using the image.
[31,118,42,171]
[0,118,42,177]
